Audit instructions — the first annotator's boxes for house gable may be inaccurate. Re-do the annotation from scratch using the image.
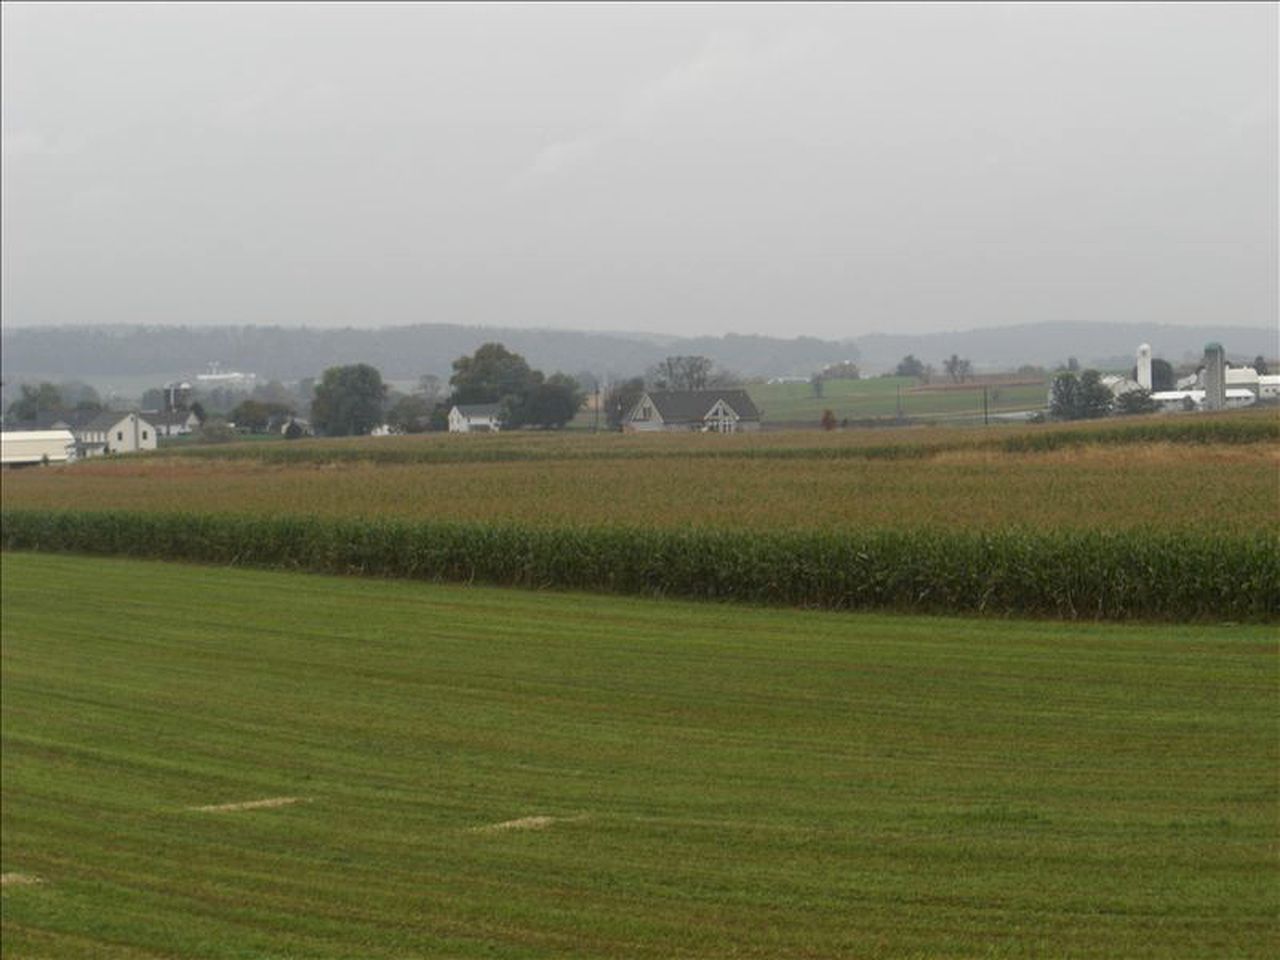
[626,395,663,424]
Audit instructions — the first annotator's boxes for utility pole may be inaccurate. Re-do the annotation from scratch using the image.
[982,386,989,426]
[593,380,600,433]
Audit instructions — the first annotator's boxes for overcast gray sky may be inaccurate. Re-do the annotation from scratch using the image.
[2,2,1276,338]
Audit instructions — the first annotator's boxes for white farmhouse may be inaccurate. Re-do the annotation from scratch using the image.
[448,404,503,433]
[76,412,159,456]
[0,430,76,466]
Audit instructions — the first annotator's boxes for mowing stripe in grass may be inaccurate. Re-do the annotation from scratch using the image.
[2,552,1276,958]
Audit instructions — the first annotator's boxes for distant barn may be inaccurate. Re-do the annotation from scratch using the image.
[624,390,761,433]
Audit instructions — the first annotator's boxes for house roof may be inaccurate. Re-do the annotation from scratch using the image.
[452,403,503,417]
[141,409,199,427]
[642,390,761,422]
[83,411,155,432]
[0,429,75,442]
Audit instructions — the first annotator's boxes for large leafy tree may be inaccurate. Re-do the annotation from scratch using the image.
[310,364,387,436]
[385,393,436,434]
[447,343,589,429]
[1115,388,1158,416]
[1076,370,1114,419]
[230,399,294,433]
[943,354,972,383]
[449,343,542,407]
[7,382,63,421]
[604,377,647,430]
[648,356,713,391]
[1049,371,1080,420]
[1050,370,1113,420]
[524,374,585,429]
[895,355,926,378]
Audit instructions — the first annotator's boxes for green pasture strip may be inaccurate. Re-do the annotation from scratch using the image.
[153,412,1280,466]
[2,553,1276,958]
[3,510,1277,621]
[747,376,1050,423]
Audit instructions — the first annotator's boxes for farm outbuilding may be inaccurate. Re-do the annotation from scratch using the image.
[143,409,200,438]
[1,430,76,467]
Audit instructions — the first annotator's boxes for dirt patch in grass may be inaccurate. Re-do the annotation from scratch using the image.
[189,796,307,813]
[471,815,585,833]
[1,873,44,887]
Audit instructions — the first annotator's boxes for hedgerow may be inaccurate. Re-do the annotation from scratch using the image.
[3,509,1275,621]
[149,413,1279,467]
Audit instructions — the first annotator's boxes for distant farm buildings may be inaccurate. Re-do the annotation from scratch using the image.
[1147,341,1278,412]
[448,404,503,433]
[3,410,159,458]
[624,389,762,433]
[144,409,201,438]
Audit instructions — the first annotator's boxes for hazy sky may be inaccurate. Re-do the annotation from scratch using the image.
[2,2,1276,338]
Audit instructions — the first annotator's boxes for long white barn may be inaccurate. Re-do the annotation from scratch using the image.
[1,430,76,466]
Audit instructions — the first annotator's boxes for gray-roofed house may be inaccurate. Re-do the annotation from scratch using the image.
[448,403,503,433]
[624,390,761,433]
[74,411,159,457]
[86,411,160,456]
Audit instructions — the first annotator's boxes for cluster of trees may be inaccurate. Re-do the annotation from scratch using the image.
[4,380,106,422]
[645,355,737,392]
[448,343,585,430]
[307,343,588,436]
[310,364,387,436]
[810,360,860,398]
[227,400,295,433]
[1048,370,1118,420]
[194,347,753,437]
[893,354,974,384]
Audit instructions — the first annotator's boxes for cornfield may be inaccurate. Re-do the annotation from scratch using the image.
[4,509,1275,621]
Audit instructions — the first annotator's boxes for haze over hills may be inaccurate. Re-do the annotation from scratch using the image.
[1,321,1275,388]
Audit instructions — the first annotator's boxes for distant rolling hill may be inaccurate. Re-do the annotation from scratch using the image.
[1,321,1273,387]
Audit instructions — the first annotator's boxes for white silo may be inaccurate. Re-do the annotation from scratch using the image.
[1136,343,1153,390]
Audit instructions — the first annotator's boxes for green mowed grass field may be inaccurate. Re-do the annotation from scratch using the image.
[2,553,1275,958]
